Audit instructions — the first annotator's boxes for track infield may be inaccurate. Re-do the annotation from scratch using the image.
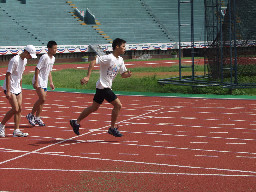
[0,89,256,191]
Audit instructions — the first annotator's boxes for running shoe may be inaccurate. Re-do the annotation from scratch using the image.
[108,127,123,137]
[70,120,80,135]
[13,129,29,137]
[35,117,45,126]
[0,124,5,138]
[26,113,36,126]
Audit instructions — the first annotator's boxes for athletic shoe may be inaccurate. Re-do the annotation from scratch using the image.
[35,117,45,126]
[26,113,36,126]
[70,120,80,135]
[13,129,29,137]
[108,127,123,137]
[0,124,5,138]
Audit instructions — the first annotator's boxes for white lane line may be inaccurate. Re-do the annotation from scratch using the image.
[81,153,100,155]
[157,123,173,125]
[219,124,235,126]
[1,146,256,176]
[156,154,177,156]
[145,63,158,65]
[210,132,229,134]
[108,140,256,156]
[0,167,255,177]
[119,153,139,156]
[226,143,247,145]
[165,61,177,63]
[0,106,165,165]
[236,156,256,159]
[181,117,197,120]
[195,155,219,158]
[123,130,256,142]
[18,152,256,175]
[44,152,65,154]
[0,148,29,153]
[233,128,246,130]
[0,129,95,165]
[145,131,162,133]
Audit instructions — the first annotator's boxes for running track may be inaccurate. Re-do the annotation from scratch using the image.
[0,60,255,191]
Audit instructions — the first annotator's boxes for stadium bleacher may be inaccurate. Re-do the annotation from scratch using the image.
[143,0,205,42]
[0,0,205,46]
[71,0,173,43]
[0,0,108,46]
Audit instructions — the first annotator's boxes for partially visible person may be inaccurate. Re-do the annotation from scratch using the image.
[0,45,37,137]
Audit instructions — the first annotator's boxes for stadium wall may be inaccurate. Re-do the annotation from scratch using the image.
[0,50,177,66]
[0,42,206,66]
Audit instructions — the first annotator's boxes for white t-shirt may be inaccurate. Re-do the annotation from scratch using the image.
[3,55,27,94]
[96,54,127,89]
[32,54,55,88]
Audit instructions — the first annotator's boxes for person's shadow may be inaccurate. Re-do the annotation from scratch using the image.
[5,125,34,129]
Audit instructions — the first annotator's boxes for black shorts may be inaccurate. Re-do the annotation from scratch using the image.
[93,88,117,104]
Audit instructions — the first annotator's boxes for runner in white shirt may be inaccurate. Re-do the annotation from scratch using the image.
[26,41,57,127]
[95,53,127,89]
[0,45,37,138]
[32,53,55,89]
[70,38,132,137]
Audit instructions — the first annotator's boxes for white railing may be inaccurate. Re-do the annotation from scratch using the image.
[0,42,208,55]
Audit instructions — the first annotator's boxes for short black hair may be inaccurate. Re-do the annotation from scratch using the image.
[112,38,126,50]
[47,41,57,48]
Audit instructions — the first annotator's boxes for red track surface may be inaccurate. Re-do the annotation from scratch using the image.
[0,60,255,191]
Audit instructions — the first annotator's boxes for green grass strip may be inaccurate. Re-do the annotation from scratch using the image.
[1,80,255,100]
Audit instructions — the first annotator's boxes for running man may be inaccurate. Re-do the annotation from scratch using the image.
[70,38,132,137]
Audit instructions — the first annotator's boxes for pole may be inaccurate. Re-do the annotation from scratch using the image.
[233,0,238,85]
[178,0,182,81]
[191,0,195,81]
